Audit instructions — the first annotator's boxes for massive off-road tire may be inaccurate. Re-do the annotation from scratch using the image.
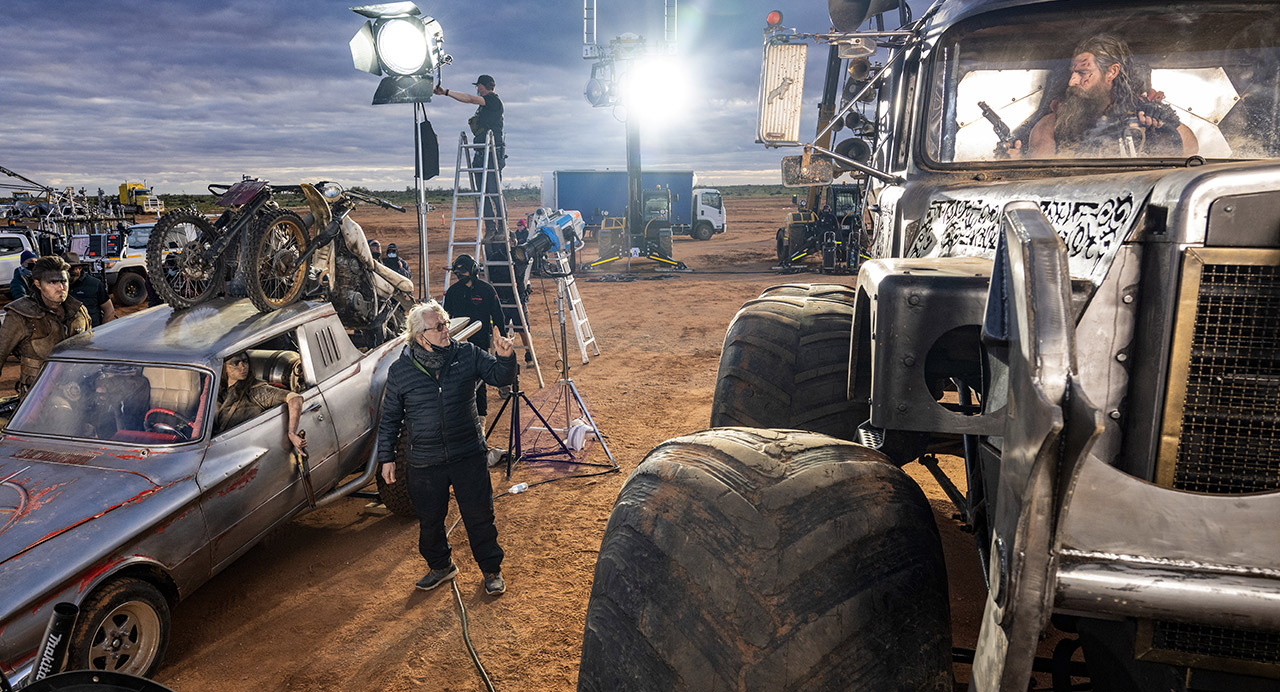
[147,210,224,308]
[245,209,310,312]
[759,282,858,303]
[112,271,147,306]
[578,428,952,692]
[375,435,414,517]
[711,291,861,440]
[692,221,714,241]
[775,227,787,264]
[67,577,171,678]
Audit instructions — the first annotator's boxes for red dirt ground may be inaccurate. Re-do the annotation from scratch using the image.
[3,197,1025,691]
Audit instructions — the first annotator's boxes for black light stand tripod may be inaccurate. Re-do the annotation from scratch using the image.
[484,256,616,479]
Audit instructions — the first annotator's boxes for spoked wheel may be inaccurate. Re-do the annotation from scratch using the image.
[67,578,171,678]
[147,210,225,309]
[246,209,310,312]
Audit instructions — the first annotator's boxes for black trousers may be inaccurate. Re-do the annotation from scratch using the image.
[407,452,504,574]
[470,144,506,237]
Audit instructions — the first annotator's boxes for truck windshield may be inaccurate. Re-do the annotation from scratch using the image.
[7,361,210,444]
[924,3,1280,164]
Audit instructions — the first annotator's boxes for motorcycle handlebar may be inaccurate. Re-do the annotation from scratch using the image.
[344,188,405,213]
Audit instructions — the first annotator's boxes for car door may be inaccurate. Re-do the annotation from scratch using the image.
[300,318,372,484]
[197,355,338,573]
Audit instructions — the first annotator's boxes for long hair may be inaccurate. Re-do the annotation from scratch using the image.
[1074,34,1145,114]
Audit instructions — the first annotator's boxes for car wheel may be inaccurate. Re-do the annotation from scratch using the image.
[67,578,170,678]
[692,222,714,241]
[375,435,415,517]
[113,272,147,307]
[578,428,952,691]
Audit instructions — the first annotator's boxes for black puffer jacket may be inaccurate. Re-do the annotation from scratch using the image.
[378,341,516,467]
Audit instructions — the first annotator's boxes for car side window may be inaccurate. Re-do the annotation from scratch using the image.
[214,335,306,436]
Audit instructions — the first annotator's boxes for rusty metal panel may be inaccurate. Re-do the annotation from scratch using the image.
[757,42,806,146]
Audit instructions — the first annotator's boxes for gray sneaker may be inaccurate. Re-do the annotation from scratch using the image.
[483,571,506,596]
[415,563,459,591]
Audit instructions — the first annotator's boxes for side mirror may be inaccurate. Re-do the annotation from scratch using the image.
[781,154,835,187]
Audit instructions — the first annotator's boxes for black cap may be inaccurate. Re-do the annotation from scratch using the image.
[472,74,495,89]
[451,254,478,273]
[386,243,398,257]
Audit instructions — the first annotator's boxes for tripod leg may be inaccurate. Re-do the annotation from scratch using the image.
[567,380,617,468]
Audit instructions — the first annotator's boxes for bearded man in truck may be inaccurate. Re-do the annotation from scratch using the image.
[1009,34,1198,158]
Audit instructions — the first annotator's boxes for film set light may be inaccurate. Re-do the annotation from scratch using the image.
[582,0,683,264]
[349,2,449,105]
[349,1,450,296]
[488,208,615,478]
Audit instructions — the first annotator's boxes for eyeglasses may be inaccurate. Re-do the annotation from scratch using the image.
[40,278,68,285]
[425,322,449,333]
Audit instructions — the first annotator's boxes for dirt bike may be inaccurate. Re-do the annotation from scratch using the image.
[148,180,414,343]
[147,178,300,309]
[280,182,416,346]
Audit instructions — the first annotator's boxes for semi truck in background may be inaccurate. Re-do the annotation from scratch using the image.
[540,169,725,240]
[118,182,164,215]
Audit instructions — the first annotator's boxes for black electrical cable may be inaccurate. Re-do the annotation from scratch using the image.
[438,464,621,691]
[451,580,497,692]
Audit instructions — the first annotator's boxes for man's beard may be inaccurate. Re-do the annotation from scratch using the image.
[1054,83,1112,146]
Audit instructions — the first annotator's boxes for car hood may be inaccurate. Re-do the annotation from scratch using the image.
[0,456,162,565]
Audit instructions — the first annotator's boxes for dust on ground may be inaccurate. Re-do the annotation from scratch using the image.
[3,196,993,691]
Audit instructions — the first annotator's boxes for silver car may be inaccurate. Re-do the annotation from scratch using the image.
[0,298,404,684]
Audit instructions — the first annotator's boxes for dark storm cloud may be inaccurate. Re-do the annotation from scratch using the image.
[1,1,839,193]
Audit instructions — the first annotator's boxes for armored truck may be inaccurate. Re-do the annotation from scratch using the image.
[578,1,1280,690]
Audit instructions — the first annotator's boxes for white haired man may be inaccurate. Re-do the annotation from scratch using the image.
[377,300,516,595]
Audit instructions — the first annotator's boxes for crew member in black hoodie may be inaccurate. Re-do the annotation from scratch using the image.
[378,300,516,596]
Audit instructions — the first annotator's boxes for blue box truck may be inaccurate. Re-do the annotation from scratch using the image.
[540,169,726,240]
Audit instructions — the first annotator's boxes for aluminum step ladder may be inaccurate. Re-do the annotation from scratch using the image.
[443,131,544,387]
[552,254,600,364]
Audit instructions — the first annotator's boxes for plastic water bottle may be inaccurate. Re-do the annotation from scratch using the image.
[509,482,529,494]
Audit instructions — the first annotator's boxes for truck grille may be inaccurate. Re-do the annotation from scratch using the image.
[1152,622,1280,663]
[1158,249,1280,494]
[1137,620,1280,678]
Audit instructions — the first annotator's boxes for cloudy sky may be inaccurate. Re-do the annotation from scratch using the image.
[1,1,853,195]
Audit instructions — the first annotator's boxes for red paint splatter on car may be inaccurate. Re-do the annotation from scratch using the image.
[217,468,259,496]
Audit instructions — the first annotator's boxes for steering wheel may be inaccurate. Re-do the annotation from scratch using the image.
[144,408,193,440]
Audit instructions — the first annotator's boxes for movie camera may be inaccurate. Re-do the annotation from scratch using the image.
[512,208,585,276]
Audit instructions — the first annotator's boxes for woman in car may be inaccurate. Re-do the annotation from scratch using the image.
[215,350,306,454]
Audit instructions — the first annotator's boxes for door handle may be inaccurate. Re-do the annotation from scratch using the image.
[302,402,322,414]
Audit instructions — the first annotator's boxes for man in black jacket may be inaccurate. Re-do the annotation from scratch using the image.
[434,74,506,238]
[443,254,505,419]
[378,300,516,595]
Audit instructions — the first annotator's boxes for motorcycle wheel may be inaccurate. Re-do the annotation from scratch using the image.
[246,209,310,312]
[147,210,225,309]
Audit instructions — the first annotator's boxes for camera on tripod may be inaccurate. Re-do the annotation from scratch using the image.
[512,208,584,276]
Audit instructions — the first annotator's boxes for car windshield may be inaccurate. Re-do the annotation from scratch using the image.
[126,226,152,249]
[7,361,211,444]
[924,3,1280,164]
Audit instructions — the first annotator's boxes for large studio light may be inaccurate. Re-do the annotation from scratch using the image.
[350,2,450,104]
[618,55,691,125]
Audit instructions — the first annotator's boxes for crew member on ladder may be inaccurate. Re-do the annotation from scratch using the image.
[435,74,506,239]
[443,254,505,420]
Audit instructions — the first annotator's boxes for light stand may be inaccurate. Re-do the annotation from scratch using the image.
[485,263,616,478]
